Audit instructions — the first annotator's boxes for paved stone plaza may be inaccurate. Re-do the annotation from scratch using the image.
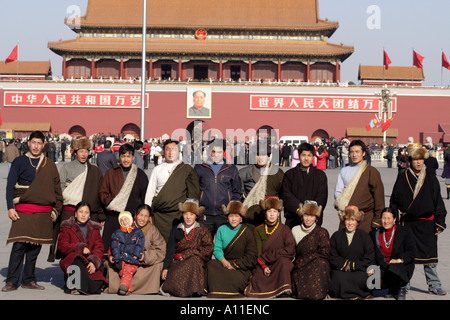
[0,160,448,301]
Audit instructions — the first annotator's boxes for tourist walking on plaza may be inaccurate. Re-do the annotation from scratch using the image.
[334,139,385,233]
[390,143,447,296]
[2,131,63,292]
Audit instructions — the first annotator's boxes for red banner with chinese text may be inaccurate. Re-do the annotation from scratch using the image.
[3,90,149,109]
[250,94,397,113]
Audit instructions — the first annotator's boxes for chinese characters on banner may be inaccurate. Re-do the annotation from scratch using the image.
[3,90,149,109]
[250,95,397,113]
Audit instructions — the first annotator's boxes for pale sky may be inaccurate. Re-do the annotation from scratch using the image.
[1,0,449,86]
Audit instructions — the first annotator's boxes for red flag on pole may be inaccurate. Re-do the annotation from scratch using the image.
[443,52,450,70]
[5,44,18,64]
[383,50,391,70]
[381,116,394,133]
[413,50,424,69]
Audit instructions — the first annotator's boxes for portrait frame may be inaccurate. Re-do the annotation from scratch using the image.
[186,87,212,119]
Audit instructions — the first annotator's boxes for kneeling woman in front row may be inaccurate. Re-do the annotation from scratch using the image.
[369,207,416,300]
[245,197,296,298]
[206,201,257,298]
[57,202,108,294]
[160,199,213,297]
[328,205,375,300]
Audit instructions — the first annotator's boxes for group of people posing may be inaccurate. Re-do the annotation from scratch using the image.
[2,130,447,300]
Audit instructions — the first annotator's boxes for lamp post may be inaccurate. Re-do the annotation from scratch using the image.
[378,88,393,144]
[140,0,147,142]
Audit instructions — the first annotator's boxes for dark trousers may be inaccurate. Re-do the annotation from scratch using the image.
[6,242,42,286]
[200,214,227,238]
[64,257,103,294]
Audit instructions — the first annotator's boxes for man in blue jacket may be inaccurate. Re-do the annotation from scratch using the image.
[194,138,241,237]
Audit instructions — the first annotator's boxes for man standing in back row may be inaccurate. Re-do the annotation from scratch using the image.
[334,139,384,233]
[3,131,63,292]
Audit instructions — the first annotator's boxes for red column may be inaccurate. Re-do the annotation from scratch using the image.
[306,61,311,82]
[219,60,223,81]
[178,60,182,80]
[335,61,340,83]
[120,59,124,79]
[62,57,67,79]
[91,59,96,78]
[248,61,252,81]
[148,60,153,80]
[277,61,281,82]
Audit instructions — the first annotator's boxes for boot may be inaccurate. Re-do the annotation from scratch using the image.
[397,287,407,300]
[47,245,55,262]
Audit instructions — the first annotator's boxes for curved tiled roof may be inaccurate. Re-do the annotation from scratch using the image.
[48,38,354,60]
[358,65,425,81]
[0,61,52,75]
[69,0,338,31]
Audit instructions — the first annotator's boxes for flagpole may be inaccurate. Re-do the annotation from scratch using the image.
[140,0,147,142]
[411,47,414,87]
[442,49,444,87]
[16,41,19,83]
[382,47,385,84]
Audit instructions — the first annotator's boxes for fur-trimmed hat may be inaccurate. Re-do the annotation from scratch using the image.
[71,137,93,151]
[297,200,322,218]
[222,200,248,217]
[178,199,205,217]
[339,205,364,222]
[260,196,283,212]
[407,143,429,160]
[118,211,133,227]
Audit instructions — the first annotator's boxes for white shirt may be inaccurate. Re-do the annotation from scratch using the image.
[334,163,361,199]
[145,160,181,206]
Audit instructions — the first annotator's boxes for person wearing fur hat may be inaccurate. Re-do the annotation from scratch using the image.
[206,200,257,298]
[328,205,375,299]
[160,199,213,297]
[291,201,331,300]
[390,143,447,296]
[109,211,146,295]
[48,136,104,262]
[245,197,296,298]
